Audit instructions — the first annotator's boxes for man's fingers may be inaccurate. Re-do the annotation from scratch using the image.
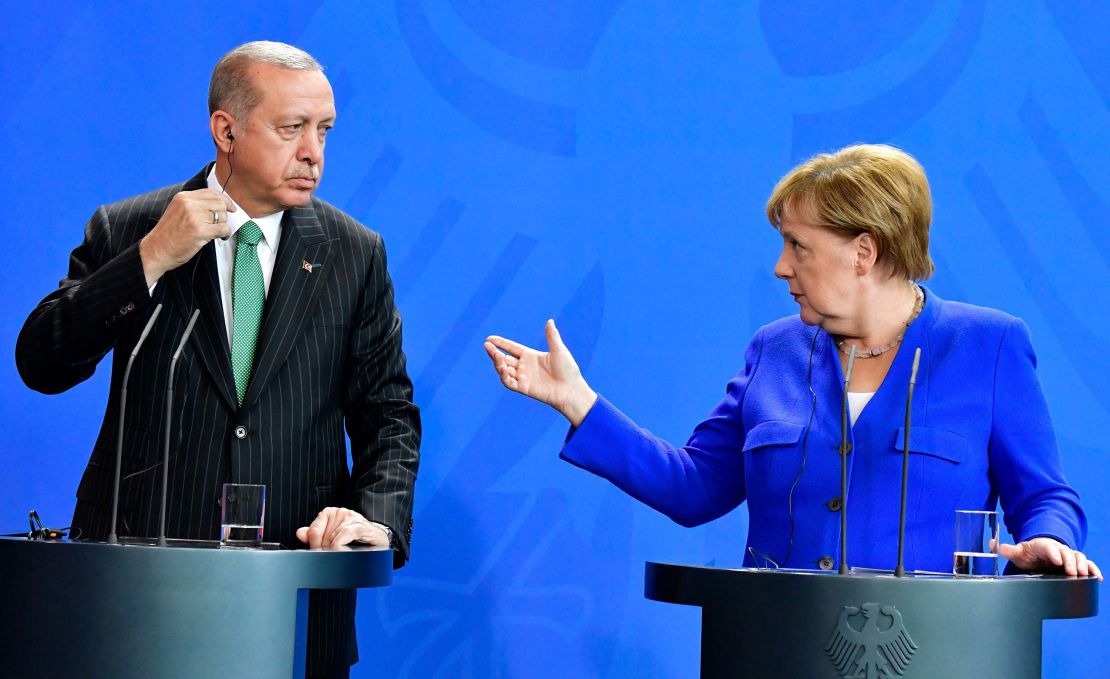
[307,509,332,549]
[216,192,237,212]
[323,509,353,545]
[188,187,237,210]
[327,522,362,548]
[996,542,1018,560]
[295,526,310,544]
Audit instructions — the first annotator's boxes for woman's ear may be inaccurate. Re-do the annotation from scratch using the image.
[855,232,879,275]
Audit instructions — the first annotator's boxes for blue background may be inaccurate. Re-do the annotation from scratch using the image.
[1,1,1106,676]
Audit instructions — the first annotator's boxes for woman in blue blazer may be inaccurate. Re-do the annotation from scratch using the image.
[485,144,1098,578]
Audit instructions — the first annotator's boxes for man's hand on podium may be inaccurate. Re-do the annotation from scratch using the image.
[296,507,391,549]
[998,537,1102,580]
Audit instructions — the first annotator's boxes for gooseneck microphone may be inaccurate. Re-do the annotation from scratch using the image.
[894,348,923,578]
[838,347,857,576]
[156,309,200,547]
[107,303,163,545]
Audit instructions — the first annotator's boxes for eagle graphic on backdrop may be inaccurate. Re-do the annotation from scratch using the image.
[825,603,918,678]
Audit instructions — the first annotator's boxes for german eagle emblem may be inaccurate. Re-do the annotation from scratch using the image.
[825,603,917,678]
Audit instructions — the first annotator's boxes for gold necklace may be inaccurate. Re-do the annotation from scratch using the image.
[836,285,924,359]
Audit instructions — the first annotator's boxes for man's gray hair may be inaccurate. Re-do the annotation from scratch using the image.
[209,41,323,120]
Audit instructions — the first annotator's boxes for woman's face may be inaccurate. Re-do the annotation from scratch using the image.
[773,214,863,328]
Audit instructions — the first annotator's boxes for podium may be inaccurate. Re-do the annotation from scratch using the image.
[0,537,393,678]
[645,562,1098,678]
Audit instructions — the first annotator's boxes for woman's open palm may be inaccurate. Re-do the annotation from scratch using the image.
[484,320,595,425]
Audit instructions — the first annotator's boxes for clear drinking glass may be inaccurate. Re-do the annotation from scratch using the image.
[220,483,266,547]
[953,510,999,577]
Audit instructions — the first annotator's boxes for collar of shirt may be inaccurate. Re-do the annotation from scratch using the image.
[206,166,283,246]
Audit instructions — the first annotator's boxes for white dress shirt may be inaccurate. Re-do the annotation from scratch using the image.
[207,168,283,348]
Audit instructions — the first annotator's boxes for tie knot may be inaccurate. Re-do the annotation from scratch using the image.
[237,221,263,247]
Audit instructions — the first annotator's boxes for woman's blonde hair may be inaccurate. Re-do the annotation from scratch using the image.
[766,144,934,280]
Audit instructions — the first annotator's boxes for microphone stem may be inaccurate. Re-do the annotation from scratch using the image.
[839,348,856,575]
[156,309,200,547]
[894,385,912,577]
[157,384,173,547]
[895,348,922,577]
[109,303,162,545]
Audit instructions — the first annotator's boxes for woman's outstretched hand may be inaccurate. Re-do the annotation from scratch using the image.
[484,319,597,426]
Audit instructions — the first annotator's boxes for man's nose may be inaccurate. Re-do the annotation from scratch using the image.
[299,133,324,165]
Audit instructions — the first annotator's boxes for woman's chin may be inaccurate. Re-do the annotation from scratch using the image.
[796,306,822,327]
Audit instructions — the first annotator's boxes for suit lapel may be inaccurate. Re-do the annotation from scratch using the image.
[168,243,237,410]
[241,202,333,409]
[164,166,238,411]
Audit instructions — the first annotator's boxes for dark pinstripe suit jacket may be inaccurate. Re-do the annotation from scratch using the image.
[16,165,421,675]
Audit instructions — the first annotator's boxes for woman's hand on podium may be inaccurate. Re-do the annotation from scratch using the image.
[485,319,597,427]
[997,537,1102,580]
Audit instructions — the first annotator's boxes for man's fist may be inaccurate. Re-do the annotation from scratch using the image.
[139,189,236,286]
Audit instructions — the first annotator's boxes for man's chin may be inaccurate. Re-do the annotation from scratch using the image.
[277,189,315,210]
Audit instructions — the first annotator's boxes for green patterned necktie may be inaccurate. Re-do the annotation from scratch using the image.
[231,220,265,406]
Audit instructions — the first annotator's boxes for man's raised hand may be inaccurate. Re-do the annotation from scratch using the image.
[139,189,236,286]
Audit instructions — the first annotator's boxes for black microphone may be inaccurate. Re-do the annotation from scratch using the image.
[107,303,163,545]
[156,309,200,547]
[894,348,922,578]
[838,347,857,576]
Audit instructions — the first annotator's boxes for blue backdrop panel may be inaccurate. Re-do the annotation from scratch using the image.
[0,2,1105,676]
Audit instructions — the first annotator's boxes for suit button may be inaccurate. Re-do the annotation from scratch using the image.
[819,556,835,570]
[234,425,247,439]
[827,497,843,512]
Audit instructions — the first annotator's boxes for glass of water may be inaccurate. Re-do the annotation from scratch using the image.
[221,483,266,547]
[953,510,999,577]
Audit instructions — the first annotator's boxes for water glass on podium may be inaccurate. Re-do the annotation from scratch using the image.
[221,483,266,547]
[953,509,999,576]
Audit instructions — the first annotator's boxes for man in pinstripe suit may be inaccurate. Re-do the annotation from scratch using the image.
[16,42,420,678]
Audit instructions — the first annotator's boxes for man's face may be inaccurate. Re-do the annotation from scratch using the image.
[227,62,335,217]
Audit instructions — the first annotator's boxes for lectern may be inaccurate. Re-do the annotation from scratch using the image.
[645,562,1098,678]
[0,537,392,678]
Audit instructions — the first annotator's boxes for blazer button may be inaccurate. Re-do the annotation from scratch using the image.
[234,425,247,439]
[827,497,843,512]
[819,556,835,571]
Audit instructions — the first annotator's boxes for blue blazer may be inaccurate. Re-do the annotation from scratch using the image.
[560,288,1086,573]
